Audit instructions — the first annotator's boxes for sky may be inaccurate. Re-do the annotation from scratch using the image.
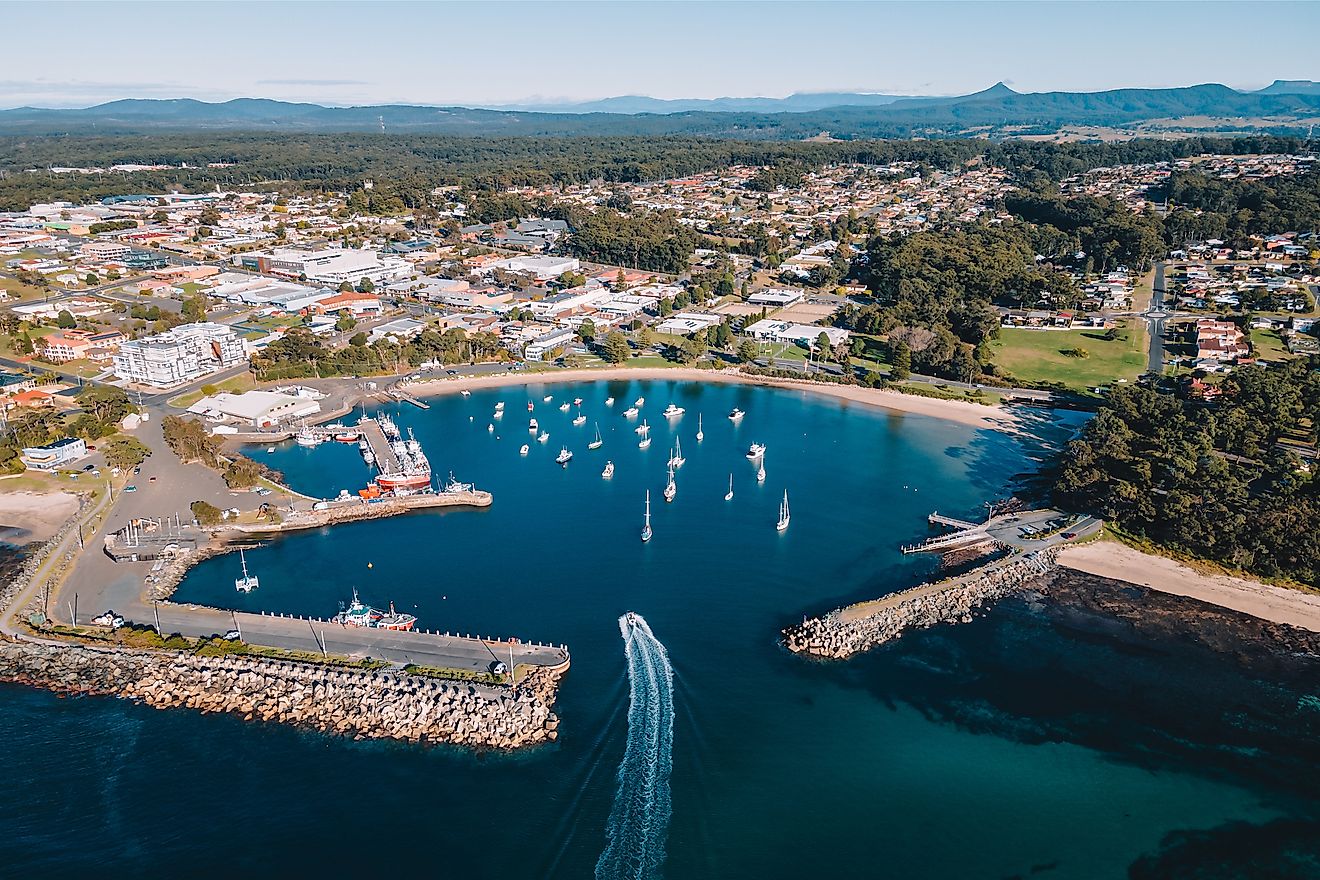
[4,1,1319,109]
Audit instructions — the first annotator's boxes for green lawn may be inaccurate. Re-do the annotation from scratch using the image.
[990,323,1148,390]
[1250,328,1294,362]
[168,373,256,408]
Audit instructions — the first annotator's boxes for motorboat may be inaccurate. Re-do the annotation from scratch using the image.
[487,423,494,432]
[539,431,549,443]
[662,403,685,419]
[556,446,573,465]
[520,444,530,455]
[573,397,583,406]
[559,402,570,412]
[746,442,766,459]
[527,401,535,412]
[605,397,615,406]
[266,446,275,454]
[602,460,615,479]
[729,408,745,422]
[623,406,639,418]
[572,408,586,426]
[543,395,553,403]
[529,418,539,433]
[460,389,471,398]
[634,396,645,407]
[495,401,505,411]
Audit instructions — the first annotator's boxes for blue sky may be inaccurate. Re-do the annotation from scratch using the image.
[4,1,1318,108]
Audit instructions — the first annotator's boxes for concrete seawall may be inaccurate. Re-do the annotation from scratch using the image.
[783,550,1058,659]
[0,637,562,749]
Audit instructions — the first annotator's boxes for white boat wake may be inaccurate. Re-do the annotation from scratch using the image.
[596,613,674,880]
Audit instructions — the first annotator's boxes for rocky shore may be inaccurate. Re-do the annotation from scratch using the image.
[0,636,562,750]
[783,550,1058,659]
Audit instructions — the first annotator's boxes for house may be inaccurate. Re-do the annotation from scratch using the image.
[21,437,88,471]
[38,329,127,363]
[7,389,55,409]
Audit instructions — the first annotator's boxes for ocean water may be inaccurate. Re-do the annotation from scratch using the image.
[2,380,1316,879]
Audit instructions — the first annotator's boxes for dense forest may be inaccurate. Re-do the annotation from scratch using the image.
[0,133,1308,212]
[1159,165,1320,244]
[1053,363,1320,585]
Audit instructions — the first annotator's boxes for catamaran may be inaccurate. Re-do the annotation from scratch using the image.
[588,424,603,450]
[641,491,653,542]
[662,403,685,418]
[725,474,734,501]
[556,446,573,465]
[663,462,677,502]
[777,490,790,531]
[696,414,704,442]
[602,460,615,479]
[668,436,685,469]
[234,547,259,593]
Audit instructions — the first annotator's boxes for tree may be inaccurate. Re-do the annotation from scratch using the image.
[577,318,597,342]
[890,340,912,380]
[190,500,223,527]
[103,436,150,472]
[350,331,369,347]
[223,455,273,489]
[55,310,76,329]
[737,339,760,363]
[181,295,208,323]
[12,332,34,356]
[78,385,135,431]
[336,313,358,333]
[356,278,375,293]
[637,326,655,349]
[815,332,831,354]
[195,226,212,239]
[197,205,221,226]
[338,281,353,292]
[658,297,673,317]
[601,330,630,364]
[84,273,99,286]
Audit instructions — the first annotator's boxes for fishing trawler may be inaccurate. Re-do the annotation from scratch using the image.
[295,426,320,447]
[333,590,417,631]
[234,547,259,593]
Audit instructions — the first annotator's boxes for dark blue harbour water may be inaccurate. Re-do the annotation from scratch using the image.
[2,380,1316,878]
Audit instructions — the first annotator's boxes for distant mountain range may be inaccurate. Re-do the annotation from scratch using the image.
[3,81,1319,139]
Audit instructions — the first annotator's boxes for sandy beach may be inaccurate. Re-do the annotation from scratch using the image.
[1059,541,1320,633]
[401,367,1021,433]
[0,490,80,544]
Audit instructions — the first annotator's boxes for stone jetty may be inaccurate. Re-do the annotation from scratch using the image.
[0,637,562,750]
[783,550,1058,659]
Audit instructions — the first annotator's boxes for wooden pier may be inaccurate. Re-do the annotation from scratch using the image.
[902,510,994,554]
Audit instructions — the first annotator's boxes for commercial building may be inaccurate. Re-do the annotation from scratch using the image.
[186,390,321,427]
[112,322,247,388]
[21,437,88,471]
[38,328,127,363]
[524,327,576,361]
[240,247,409,286]
[79,241,132,261]
[743,319,849,348]
[748,288,805,307]
[487,256,580,281]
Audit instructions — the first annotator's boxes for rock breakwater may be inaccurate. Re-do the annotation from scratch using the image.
[783,550,1058,659]
[0,637,561,750]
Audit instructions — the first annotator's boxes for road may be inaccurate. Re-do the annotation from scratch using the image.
[1146,262,1168,374]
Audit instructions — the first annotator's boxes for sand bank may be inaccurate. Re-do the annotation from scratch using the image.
[402,367,1020,433]
[0,491,80,544]
[1059,541,1320,633]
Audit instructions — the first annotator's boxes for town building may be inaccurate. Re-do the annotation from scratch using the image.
[186,390,321,427]
[112,322,247,388]
[743,319,850,348]
[21,437,88,471]
[79,241,131,261]
[38,328,127,363]
[524,327,576,361]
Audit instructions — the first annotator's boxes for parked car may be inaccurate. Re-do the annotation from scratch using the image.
[92,611,125,629]
[82,464,96,472]
[1062,531,1078,539]
[124,485,137,493]
[223,630,242,641]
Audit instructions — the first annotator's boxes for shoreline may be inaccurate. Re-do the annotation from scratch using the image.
[1058,541,1320,633]
[0,491,81,545]
[397,367,1023,433]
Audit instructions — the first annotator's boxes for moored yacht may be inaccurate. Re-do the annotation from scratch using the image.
[529,418,539,433]
[729,408,745,422]
[519,444,529,455]
[777,490,791,531]
[623,406,639,418]
[696,414,704,442]
[746,442,766,459]
[663,462,677,502]
[635,420,650,435]
[556,446,573,465]
[602,460,615,479]
[662,403,685,418]
[605,397,615,406]
[539,431,549,443]
[640,491,652,542]
[725,473,734,501]
[588,424,604,450]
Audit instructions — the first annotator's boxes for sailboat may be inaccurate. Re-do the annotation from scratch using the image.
[641,491,652,542]
[638,434,651,449]
[696,414,704,442]
[725,473,734,501]
[635,419,650,435]
[757,461,766,482]
[234,547,259,593]
[663,462,677,502]
[777,490,791,531]
[588,423,603,450]
[668,437,685,469]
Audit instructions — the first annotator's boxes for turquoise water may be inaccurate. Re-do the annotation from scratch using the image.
[2,380,1316,878]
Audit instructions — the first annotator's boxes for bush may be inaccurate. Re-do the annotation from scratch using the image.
[190,500,223,526]
[1061,347,1090,358]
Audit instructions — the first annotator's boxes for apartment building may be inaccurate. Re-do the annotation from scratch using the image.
[112,322,247,388]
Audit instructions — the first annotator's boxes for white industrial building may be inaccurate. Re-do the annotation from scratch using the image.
[486,255,580,281]
[112,322,248,388]
[657,312,722,335]
[187,390,321,427]
[747,288,805,307]
[241,248,410,286]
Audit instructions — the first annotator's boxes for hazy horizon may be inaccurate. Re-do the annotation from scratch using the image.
[3,0,1318,110]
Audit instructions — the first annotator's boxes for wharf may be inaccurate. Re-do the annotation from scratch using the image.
[357,418,400,473]
[225,489,493,535]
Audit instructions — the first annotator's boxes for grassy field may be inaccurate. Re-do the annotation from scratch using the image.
[990,322,1148,390]
[168,373,256,408]
[1250,328,1294,362]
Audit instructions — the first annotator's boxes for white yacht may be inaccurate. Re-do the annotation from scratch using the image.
[572,408,586,426]
[234,547,259,593]
[495,401,505,411]
[641,491,652,542]
[662,403,685,419]
[295,426,320,447]
[529,418,539,433]
[724,474,734,501]
[602,460,615,479]
[663,463,677,502]
[539,431,550,443]
[556,446,573,465]
[266,446,275,454]
[634,396,645,407]
[623,406,639,418]
[746,442,766,459]
[668,437,685,469]
[776,491,790,531]
[519,444,529,456]
[757,462,766,482]
[573,397,583,406]
[493,409,503,419]
[588,424,604,450]
[729,408,745,422]
[605,397,615,406]
[460,389,471,398]
[559,401,570,412]
[695,414,704,442]
[487,423,494,432]
[543,395,553,403]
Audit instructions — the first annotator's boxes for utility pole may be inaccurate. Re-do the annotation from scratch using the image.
[152,602,161,637]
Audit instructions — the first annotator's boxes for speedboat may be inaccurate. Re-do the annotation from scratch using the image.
[266,446,275,454]
[746,442,766,459]
[729,408,745,422]
[519,444,529,455]
[460,389,471,398]
[495,401,505,411]
[573,397,583,406]
[487,423,494,432]
[662,403,685,418]
[634,396,645,407]
[605,397,615,406]
[543,395,553,403]
[556,446,573,465]
[529,418,539,432]
[559,402,570,412]
[539,431,549,443]
[602,460,615,479]
[623,406,639,418]
[527,401,534,412]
